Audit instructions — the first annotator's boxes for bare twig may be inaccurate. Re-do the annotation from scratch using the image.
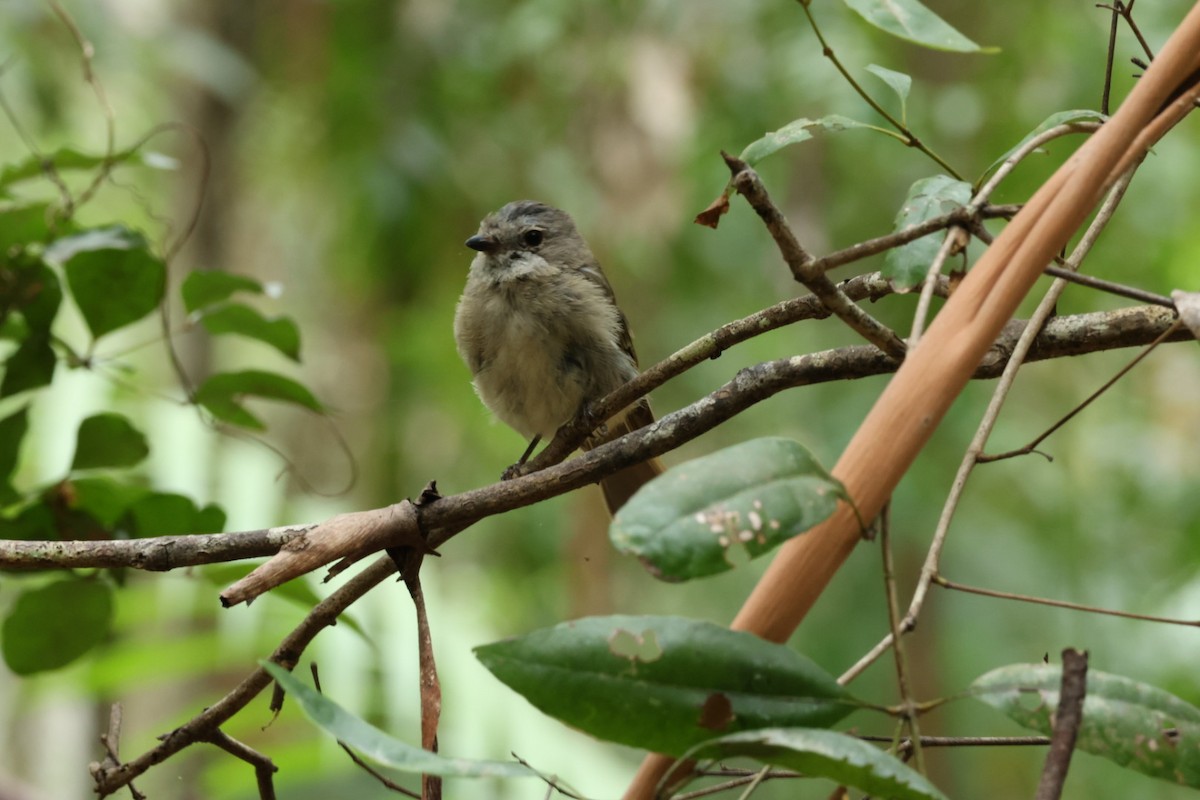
[725,154,908,359]
[933,575,1200,627]
[91,556,398,795]
[979,317,1182,462]
[1035,649,1089,800]
[205,730,278,800]
[879,504,924,774]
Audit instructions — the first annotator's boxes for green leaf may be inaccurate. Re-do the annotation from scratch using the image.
[2,578,114,675]
[1,335,56,397]
[740,115,877,166]
[128,492,224,537]
[3,255,64,334]
[199,303,301,361]
[66,476,147,528]
[0,202,52,254]
[984,109,1108,177]
[0,146,156,192]
[263,662,539,778]
[71,413,150,470]
[0,405,29,502]
[973,663,1200,788]
[474,615,856,756]
[49,226,166,340]
[866,64,912,121]
[0,502,56,540]
[686,728,950,800]
[882,174,974,289]
[842,0,996,53]
[611,438,845,582]
[181,270,264,313]
[194,370,323,430]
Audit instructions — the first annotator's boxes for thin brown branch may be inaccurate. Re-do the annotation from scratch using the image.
[933,574,1200,627]
[205,729,278,800]
[725,154,908,359]
[91,555,398,795]
[879,504,925,774]
[979,318,1183,462]
[1035,649,1089,800]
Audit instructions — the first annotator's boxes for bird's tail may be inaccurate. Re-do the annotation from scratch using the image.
[587,400,664,515]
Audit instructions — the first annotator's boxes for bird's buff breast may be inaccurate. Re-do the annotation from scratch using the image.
[464,285,589,441]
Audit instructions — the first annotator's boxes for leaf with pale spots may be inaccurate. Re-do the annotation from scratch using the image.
[475,615,856,756]
[972,663,1200,787]
[610,437,846,582]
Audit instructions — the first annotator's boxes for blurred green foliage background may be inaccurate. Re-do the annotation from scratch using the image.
[1,0,1198,798]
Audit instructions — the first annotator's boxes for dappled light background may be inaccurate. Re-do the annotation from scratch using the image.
[1,1,1198,798]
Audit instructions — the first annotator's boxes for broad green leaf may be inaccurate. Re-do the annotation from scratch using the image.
[883,174,973,289]
[611,438,845,581]
[71,413,150,470]
[866,64,912,121]
[199,303,301,361]
[842,0,996,53]
[0,146,157,191]
[194,370,324,430]
[2,578,114,674]
[182,270,264,313]
[128,492,225,537]
[984,109,1107,177]
[1,335,55,397]
[65,476,147,528]
[263,662,539,778]
[741,115,877,166]
[474,615,856,756]
[0,202,52,254]
[686,728,949,800]
[973,663,1200,787]
[50,226,166,340]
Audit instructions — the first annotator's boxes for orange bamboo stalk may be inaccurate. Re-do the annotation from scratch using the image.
[624,4,1200,796]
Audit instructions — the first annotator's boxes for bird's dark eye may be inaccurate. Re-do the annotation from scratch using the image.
[521,229,544,247]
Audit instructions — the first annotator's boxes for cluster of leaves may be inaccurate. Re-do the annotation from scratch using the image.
[0,149,322,674]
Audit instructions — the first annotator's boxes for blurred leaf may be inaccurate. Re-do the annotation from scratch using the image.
[474,615,855,755]
[199,303,301,361]
[0,405,28,503]
[195,370,323,430]
[49,227,166,340]
[71,413,150,470]
[2,578,114,675]
[0,146,154,191]
[984,109,1107,177]
[263,662,539,778]
[128,492,225,537]
[973,664,1200,787]
[2,255,63,335]
[842,0,996,53]
[0,502,55,540]
[741,115,877,166]
[182,270,264,313]
[1,335,55,397]
[63,477,147,529]
[883,174,973,289]
[611,438,845,581]
[0,202,52,254]
[686,728,950,800]
[866,64,912,120]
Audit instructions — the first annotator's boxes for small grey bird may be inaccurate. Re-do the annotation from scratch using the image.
[453,200,663,514]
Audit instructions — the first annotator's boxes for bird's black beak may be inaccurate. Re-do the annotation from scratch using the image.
[465,235,497,253]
